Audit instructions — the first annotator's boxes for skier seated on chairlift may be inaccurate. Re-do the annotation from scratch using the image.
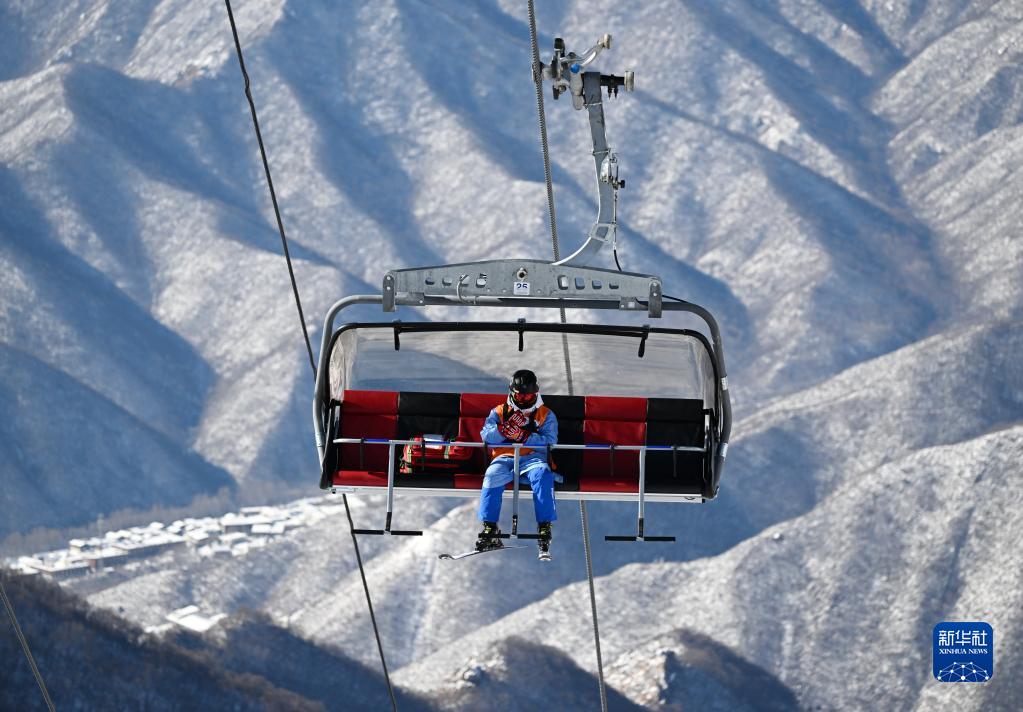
[476,369,559,560]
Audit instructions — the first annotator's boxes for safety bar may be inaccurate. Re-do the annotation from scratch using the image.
[334,439,702,542]
[350,441,423,537]
[604,452,675,543]
[333,438,704,452]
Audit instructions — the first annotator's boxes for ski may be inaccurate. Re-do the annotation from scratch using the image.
[438,544,530,561]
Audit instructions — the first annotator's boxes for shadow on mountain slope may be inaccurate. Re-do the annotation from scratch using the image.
[0,570,317,711]
[683,0,898,203]
[61,62,332,266]
[0,1,160,82]
[259,2,447,270]
[429,635,642,711]
[607,627,800,711]
[170,609,437,711]
[0,164,215,441]
[0,344,235,536]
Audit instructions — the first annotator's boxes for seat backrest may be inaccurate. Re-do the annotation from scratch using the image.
[458,393,500,472]
[335,390,708,496]
[538,394,584,490]
[644,397,706,494]
[338,390,397,472]
[396,392,460,441]
[583,396,648,481]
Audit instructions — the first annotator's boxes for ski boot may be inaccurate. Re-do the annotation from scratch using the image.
[475,522,504,552]
[537,522,553,562]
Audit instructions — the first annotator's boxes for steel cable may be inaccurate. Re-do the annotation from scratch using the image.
[223,3,397,709]
[224,0,315,374]
[527,0,562,261]
[1,578,55,711]
[577,500,607,710]
[526,3,608,710]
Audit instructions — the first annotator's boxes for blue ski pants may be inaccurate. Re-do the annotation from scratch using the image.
[477,455,557,524]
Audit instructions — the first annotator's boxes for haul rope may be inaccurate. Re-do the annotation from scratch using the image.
[223,2,397,709]
[526,3,608,710]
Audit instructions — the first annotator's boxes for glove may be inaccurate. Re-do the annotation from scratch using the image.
[505,410,529,428]
[498,420,524,442]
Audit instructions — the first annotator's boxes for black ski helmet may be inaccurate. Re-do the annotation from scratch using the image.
[509,369,539,394]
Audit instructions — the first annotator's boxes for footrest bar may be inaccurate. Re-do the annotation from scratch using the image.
[604,535,676,542]
[496,532,542,540]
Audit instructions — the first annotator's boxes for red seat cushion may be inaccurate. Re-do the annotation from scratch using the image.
[333,470,389,487]
[578,477,639,493]
[453,473,485,489]
[456,416,488,472]
[342,390,398,415]
[583,420,646,480]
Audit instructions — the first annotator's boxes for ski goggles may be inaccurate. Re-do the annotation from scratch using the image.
[510,388,538,405]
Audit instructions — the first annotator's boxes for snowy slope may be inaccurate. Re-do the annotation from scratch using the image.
[0,343,233,532]
[396,425,1023,710]
[78,494,450,631]
[874,3,1023,322]
[70,314,1022,698]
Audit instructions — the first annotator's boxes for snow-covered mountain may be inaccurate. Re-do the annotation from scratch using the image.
[395,425,1023,710]
[0,568,439,710]
[3,0,1022,709]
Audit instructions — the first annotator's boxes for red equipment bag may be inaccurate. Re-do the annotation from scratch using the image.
[399,435,473,474]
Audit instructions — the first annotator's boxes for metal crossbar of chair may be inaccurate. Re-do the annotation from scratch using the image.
[333,439,703,540]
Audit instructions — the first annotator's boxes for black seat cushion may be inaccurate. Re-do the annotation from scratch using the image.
[543,394,584,491]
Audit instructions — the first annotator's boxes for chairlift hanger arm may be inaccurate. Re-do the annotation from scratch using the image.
[540,35,634,267]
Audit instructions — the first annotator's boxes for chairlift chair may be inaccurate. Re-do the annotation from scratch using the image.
[312,34,731,543]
